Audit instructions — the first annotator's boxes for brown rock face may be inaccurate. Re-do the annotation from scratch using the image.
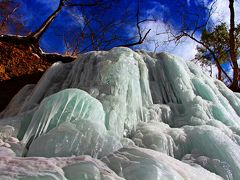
[0,41,50,111]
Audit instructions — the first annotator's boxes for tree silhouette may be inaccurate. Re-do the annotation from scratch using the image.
[168,0,239,91]
[0,0,153,62]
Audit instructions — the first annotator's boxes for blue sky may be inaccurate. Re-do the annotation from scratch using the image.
[5,0,240,64]
[13,0,207,55]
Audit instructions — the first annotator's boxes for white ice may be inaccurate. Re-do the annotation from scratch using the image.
[0,47,240,179]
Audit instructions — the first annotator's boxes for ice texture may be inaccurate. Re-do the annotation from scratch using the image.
[22,88,121,158]
[0,152,123,179]
[102,147,223,180]
[1,47,240,179]
[1,48,152,138]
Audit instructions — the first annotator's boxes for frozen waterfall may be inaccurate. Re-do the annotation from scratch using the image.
[1,47,240,179]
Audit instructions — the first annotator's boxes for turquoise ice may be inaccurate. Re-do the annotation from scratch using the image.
[1,47,240,179]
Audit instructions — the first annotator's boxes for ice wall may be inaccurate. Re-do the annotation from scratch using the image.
[1,48,152,137]
[1,47,240,179]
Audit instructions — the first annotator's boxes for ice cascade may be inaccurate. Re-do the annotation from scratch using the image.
[1,47,240,179]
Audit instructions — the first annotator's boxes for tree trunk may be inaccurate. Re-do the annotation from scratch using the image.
[28,0,64,41]
[216,63,222,80]
[229,0,239,90]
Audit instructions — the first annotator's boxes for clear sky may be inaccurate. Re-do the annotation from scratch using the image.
[6,0,240,62]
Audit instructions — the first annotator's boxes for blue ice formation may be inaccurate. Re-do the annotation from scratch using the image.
[1,47,240,179]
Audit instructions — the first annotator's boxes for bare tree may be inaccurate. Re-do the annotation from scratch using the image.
[117,2,153,47]
[165,0,239,90]
[56,0,155,54]
[0,0,154,62]
[0,0,107,62]
[0,0,25,35]
[29,0,101,42]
